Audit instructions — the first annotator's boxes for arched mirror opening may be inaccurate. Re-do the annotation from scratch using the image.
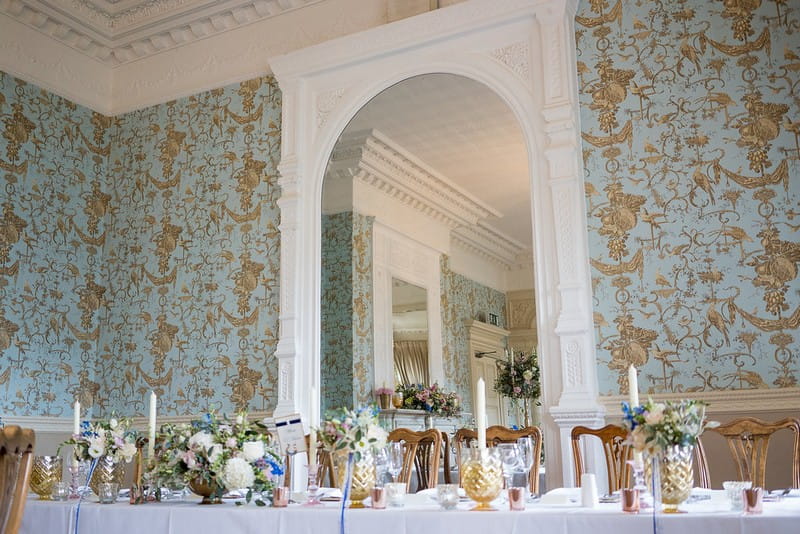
[319,73,539,428]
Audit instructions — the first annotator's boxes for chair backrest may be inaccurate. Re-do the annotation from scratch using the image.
[440,431,452,484]
[453,426,543,494]
[693,435,711,489]
[571,424,631,493]
[707,417,800,488]
[0,425,36,534]
[387,428,442,492]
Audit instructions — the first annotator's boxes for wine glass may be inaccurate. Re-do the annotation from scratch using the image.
[385,442,404,483]
[496,443,521,491]
[516,437,536,498]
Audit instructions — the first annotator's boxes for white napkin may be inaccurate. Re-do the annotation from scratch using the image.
[540,487,580,505]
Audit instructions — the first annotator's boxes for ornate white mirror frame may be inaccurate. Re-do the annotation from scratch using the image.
[269,0,604,489]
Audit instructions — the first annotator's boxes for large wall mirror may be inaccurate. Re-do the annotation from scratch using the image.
[318,73,536,422]
[391,278,429,385]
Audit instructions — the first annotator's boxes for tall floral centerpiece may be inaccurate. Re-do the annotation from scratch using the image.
[493,349,540,426]
[61,417,139,495]
[150,412,283,504]
[395,383,461,418]
[622,399,715,512]
[316,406,388,508]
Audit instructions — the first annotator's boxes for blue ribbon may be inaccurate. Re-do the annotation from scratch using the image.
[339,452,354,534]
[74,458,98,534]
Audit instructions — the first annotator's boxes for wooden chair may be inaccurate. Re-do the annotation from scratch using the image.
[1,425,36,534]
[440,431,452,484]
[387,428,442,492]
[706,416,800,488]
[693,436,711,489]
[453,425,543,494]
[571,424,632,493]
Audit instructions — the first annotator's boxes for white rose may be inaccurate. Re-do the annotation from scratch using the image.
[188,431,214,452]
[207,444,223,463]
[109,418,119,429]
[222,457,255,491]
[88,437,105,458]
[241,441,265,462]
[367,425,388,449]
[522,370,533,381]
[119,442,137,461]
[644,406,664,425]
[236,414,244,425]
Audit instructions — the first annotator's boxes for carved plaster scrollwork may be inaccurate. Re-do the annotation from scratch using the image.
[564,340,582,388]
[489,41,530,83]
[508,299,536,330]
[279,359,292,402]
[316,88,345,129]
[553,186,577,282]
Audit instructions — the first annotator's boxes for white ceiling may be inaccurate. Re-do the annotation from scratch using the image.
[343,73,532,251]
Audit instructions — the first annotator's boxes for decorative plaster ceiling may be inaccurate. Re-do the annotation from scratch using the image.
[344,73,532,254]
[1,0,325,65]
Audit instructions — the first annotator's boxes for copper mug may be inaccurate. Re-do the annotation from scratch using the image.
[508,487,525,511]
[743,487,763,514]
[621,488,640,513]
[371,487,387,509]
[272,486,289,507]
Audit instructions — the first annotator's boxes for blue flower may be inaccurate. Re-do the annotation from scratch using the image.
[266,457,284,476]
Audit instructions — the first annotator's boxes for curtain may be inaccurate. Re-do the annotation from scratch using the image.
[393,340,430,385]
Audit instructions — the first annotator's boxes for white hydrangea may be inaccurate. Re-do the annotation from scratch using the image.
[241,441,264,462]
[188,431,214,452]
[119,441,137,462]
[222,457,255,491]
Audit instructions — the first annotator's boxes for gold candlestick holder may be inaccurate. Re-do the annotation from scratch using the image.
[130,437,148,505]
[461,448,503,511]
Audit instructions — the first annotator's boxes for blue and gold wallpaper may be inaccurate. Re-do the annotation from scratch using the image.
[0,72,282,416]
[577,0,800,395]
[320,211,374,412]
[101,77,282,416]
[440,256,507,413]
[0,72,111,417]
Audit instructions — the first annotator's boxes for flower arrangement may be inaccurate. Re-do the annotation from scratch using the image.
[317,406,388,460]
[150,412,283,503]
[375,387,394,396]
[395,383,461,417]
[61,416,139,464]
[621,399,715,454]
[493,350,540,401]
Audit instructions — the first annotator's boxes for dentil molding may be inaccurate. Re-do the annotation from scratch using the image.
[0,0,389,114]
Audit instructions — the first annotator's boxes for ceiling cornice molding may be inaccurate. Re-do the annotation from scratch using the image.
[330,128,502,229]
[0,0,388,114]
[5,0,325,66]
[0,11,112,114]
[451,221,526,270]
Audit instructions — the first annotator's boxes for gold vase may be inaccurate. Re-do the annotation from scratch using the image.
[334,451,376,508]
[30,455,63,500]
[658,445,693,513]
[188,476,224,505]
[89,456,126,496]
[461,448,503,511]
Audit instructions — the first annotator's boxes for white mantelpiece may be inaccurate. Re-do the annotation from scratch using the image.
[270,0,605,489]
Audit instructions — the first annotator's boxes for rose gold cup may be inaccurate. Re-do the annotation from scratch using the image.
[743,487,763,514]
[272,487,289,507]
[508,487,525,511]
[371,487,387,509]
[621,488,640,514]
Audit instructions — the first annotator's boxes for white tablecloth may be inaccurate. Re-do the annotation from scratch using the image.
[21,491,800,534]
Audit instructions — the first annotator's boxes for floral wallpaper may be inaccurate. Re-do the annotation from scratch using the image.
[320,211,374,412]
[440,255,507,413]
[577,0,800,395]
[0,72,111,417]
[0,72,282,417]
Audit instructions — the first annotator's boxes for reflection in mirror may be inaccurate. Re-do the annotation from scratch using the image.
[392,279,429,385]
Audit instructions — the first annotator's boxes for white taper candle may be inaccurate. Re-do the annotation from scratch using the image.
[627,365,639,408]
[148,391,157,459]
[476,377,486,450]
[72,400,81,468]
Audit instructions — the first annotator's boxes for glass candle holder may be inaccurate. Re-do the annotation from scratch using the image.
[272,486,289,507]
[743,487,763,514]
[385,482,406,507]
[51,481,70,501]
[370,487,387,509]
[436,484,459,510]
[508,487,525,511]
[723,481,752,511]
[98,482,119,504]
[621,488,640,513]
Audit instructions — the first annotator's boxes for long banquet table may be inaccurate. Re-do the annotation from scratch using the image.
[21,489,800,534]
